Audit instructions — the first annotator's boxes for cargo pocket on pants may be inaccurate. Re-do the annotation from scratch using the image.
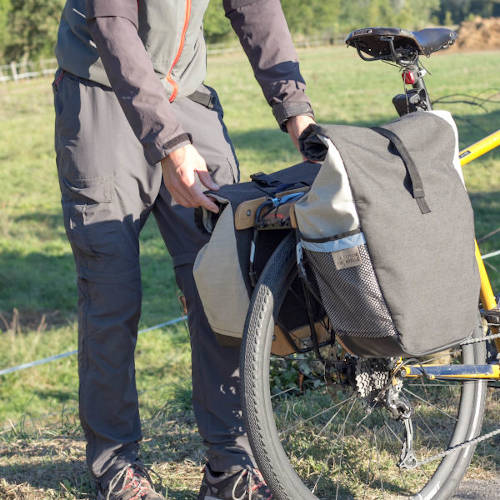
[60,175,114,205]
[61,176,116,265]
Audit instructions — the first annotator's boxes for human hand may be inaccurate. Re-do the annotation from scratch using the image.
[286,114,316,157]
[161,144,219,213]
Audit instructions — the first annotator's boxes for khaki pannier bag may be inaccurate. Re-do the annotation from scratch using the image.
[193,162,321,346]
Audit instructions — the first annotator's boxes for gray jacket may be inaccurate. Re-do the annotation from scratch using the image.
[55,0,314,164]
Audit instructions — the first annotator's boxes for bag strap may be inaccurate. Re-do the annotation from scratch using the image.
[187,87,215,109]
[372,126,431,215]
[250,172,283,188]
[250,172,310,196]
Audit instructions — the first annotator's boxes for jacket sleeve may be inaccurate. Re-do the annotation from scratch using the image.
[86,0,191,166]
[224,0,314,131]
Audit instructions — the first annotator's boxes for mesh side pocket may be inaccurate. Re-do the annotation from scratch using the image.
[304,242,398,339]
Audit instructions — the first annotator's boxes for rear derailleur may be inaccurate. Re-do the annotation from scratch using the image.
[326,356,417,469]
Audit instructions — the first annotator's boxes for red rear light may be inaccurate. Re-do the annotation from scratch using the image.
[402,70,416,85]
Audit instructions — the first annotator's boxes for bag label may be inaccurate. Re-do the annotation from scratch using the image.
[333,246,362,269]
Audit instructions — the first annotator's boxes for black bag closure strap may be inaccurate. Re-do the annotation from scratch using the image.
[187,89,215,109]
[250,172,309,196]
[372,126,431,214]
[250,172,283,188]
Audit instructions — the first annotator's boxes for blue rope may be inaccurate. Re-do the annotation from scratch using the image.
[0,316,187,377]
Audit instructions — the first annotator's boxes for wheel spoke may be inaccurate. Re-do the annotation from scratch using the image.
[335,397,357,499]
[294,395,357,462]
[383,420,403,444]
[271,386,299,399]
[278,394,355,437]
[372,426,386,497]
[403,388,458,422]
[407,383,459,387]
[415,410,441,448]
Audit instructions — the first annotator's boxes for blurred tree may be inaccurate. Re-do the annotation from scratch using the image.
[2,0,499,62]
[0,0,11,59]
[281,0,341,37]
[203,0,344,42]
[435,0,500,23]
[338,0,440,33]
[204,1,232,43]
[4,0,64,61]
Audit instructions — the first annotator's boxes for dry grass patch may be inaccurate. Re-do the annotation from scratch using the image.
[0,405,206,499]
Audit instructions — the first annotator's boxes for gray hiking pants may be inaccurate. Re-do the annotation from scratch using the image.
[53,71,253,479]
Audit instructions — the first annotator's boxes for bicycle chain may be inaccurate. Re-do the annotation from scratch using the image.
[404,328,500,469]
[460,331,500,346]
[406,428,500,470]
[337,328,500,472]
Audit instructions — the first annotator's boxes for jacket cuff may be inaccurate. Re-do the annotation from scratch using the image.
[272,101,315,132]
[144,133,192,166]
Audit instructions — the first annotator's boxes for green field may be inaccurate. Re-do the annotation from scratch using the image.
[0,46,499,498]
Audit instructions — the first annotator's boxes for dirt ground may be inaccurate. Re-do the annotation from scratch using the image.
[453,17,500,51]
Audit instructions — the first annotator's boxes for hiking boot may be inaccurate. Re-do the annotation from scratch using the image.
[198,464,273,499]
[96,463,164,500]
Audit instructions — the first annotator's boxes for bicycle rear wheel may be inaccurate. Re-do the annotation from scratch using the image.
[241,234,487,500]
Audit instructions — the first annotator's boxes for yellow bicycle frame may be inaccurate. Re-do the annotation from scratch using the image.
[403,129,500,382]
[465,130,500,353]
[459,129,500,166]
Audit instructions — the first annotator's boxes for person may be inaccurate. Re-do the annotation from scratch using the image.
[53,1,315,498]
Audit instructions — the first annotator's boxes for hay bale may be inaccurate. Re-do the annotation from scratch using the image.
[453,17,500,51]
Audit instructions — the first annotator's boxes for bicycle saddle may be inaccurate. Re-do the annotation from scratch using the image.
[345,27,457,60]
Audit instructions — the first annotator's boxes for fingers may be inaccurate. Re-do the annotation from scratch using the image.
[197,169,219,191]
[161,145,219,213]
[192,188,219,213]
[171,180,219,213]
[166,171,219,213]
[166,182,191,208]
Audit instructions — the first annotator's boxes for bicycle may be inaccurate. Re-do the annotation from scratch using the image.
[240,27,500,499]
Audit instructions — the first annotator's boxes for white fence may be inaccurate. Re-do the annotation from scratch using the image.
[0,36,342,84]
[0,58,58,83]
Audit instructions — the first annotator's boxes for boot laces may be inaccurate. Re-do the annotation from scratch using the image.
[105,463,156,500]
[231,468,272,500]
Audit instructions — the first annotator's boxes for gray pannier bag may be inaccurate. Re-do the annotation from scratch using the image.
[294,110,480,357]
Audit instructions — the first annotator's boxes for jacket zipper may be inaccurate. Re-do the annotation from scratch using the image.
[166,0,192,102]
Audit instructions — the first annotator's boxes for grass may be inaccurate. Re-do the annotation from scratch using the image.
[0,45,499,498]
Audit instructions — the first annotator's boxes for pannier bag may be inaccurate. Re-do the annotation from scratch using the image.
[193,162,320,343]
[294,110,480,357]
